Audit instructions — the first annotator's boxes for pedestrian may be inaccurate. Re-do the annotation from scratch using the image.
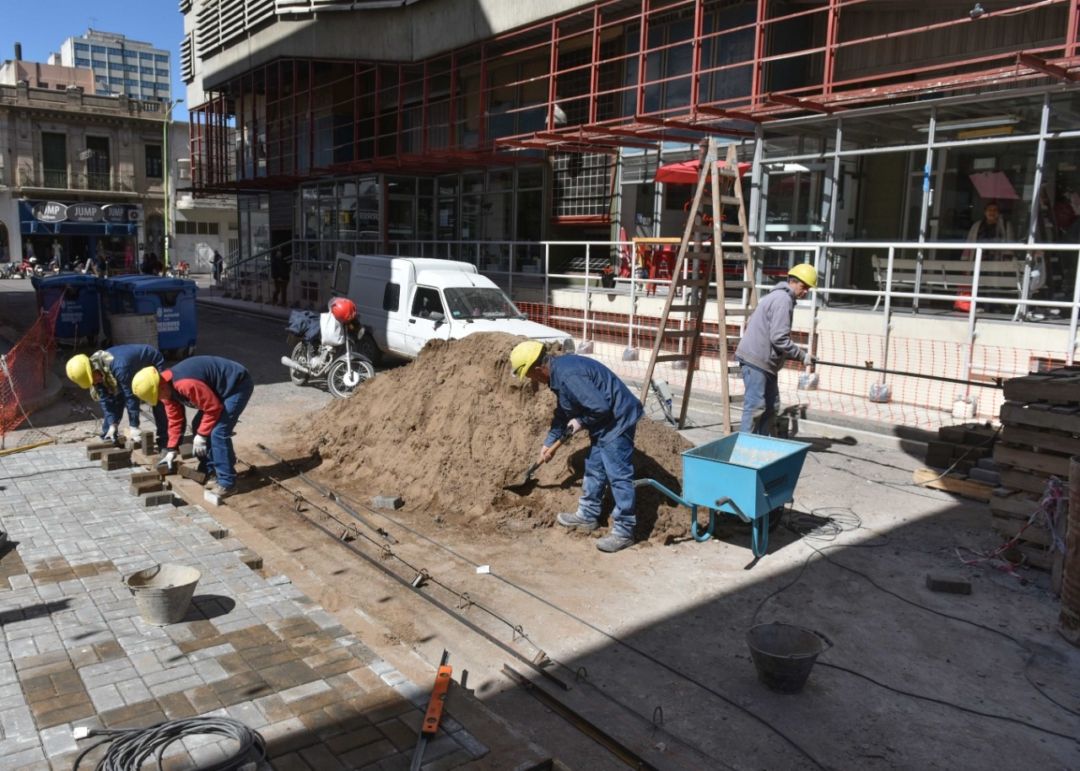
[65,345,169,450]
[86,248,108,278]
[50,239,63,272]
[963,201,1014,260]
[212,249,223,284]
[132,356,254,499]
[510,340,644,553]
[734,264,817,436]
[140,252,161,276]
[270,248,291,306]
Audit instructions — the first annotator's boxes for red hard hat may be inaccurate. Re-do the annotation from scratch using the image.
[330,297,357,323]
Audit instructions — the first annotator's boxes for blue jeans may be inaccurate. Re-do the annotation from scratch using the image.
[740,361,779,435]
[202,375,254,489]
[577,427,636,539]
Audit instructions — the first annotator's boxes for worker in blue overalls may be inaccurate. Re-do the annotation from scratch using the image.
[510,341,644,553]
[66,345,169,450]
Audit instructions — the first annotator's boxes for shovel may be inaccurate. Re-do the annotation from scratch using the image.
[504,438,563,494]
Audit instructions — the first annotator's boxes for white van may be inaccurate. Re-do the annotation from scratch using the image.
[331,254,575,361]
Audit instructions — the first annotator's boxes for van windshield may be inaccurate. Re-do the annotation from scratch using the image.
[444,287,524,320]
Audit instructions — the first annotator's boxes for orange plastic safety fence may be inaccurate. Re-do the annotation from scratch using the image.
[0,301,62,437]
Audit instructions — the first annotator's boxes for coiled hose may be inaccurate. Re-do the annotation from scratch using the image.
[73,716,267,771]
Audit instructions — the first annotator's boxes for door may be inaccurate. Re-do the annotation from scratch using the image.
[402,286,450,357]
[86,136,111,191]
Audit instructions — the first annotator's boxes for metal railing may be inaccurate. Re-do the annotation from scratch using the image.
[223,237,1080,360]
[17,166,136,193]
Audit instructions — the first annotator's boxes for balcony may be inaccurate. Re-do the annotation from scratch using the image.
[17,167,137,194]
[42,168,69,188]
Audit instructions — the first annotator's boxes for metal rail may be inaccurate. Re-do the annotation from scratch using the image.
[502,665,660,771]
[240,452,570,692]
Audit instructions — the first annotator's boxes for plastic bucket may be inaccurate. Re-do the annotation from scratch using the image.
[746,623,832,693]
[125,563,201,626]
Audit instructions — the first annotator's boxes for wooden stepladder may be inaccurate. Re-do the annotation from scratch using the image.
[639,138,759,431]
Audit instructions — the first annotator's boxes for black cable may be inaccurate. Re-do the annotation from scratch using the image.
[817,661,1077,742]
[73,716,265,771]
[756,511,1080,731]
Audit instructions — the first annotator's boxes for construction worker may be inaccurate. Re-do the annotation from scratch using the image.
[734,263,817,435]
[131,356,253,499]
[510,341,644,553]
[66,346,167,449]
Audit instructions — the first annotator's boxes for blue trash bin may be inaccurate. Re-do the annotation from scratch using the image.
[105,275,198,356]
[31,273,103,343]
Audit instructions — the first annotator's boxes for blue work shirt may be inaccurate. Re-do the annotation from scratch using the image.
[544,354,643,447]
[103,344,165,426]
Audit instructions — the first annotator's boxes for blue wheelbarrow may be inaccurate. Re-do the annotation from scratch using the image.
[634,432,811,557]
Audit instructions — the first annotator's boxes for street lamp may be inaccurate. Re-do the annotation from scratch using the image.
[163,98,183,271]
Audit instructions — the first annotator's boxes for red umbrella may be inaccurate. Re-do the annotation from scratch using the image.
[655,158,751,184]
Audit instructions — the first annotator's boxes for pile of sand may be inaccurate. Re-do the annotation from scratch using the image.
[301,332,694,543]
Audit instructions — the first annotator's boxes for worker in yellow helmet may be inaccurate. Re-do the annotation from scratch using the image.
[734,264,817,435]
[132,356,253,498]
[510,340,643,554]
[65,345,168,448]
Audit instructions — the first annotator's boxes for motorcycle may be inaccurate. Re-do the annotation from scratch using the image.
[12,258,43,279]
[281,307,376,398]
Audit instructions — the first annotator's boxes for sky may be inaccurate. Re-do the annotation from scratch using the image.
[3,0,189,118]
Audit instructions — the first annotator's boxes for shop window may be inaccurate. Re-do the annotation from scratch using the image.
[145,144,162,179]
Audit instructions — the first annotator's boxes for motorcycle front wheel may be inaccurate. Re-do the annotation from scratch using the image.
[289,341,311,385]
[327,355,375,398]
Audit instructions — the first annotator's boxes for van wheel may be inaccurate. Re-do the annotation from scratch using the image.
[356,336,381,366]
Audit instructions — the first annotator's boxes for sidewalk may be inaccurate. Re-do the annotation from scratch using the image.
[0,444,506,770]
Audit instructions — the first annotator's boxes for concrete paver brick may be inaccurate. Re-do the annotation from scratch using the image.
[39,724,77,758]
[279,679,331,704]
[87,685,125,713]
[298,742,348,770]
[339,738,397,768]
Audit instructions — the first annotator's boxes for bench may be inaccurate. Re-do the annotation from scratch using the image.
[871,256,1023,314]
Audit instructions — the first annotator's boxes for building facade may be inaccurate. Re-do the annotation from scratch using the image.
[0,81,180,270]
[59,29,171,103]
[181,1,1080,283]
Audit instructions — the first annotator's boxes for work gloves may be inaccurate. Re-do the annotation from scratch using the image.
[566,418,583,436]
[193,434,209,459]
[103,425,118,443]
[802,350,818,367]
[157,449,178,472]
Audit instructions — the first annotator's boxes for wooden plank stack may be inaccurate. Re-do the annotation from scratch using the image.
[991,369,1080,574]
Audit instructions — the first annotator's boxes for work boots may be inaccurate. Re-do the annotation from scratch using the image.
[556,512,599,532]
[596,533,634,553]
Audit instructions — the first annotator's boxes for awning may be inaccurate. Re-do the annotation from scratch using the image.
[655,158,751,184]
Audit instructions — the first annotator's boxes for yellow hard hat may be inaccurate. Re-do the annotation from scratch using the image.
[788,263,818,288]
[132,367,161,406]
[65,354,94,390]
[510,340,545,380]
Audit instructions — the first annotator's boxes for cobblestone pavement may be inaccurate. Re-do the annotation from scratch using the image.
[0,445,488,770]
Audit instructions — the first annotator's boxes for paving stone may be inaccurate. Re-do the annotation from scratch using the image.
[279,679,331,704]
[39,724,77,758]
[298,742,348,770]
[339,738,397,768]
[376,716,421,753]
[260,716,319,756]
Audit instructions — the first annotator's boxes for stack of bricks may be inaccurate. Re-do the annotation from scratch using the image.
[990,369,1078,575]
[924,423,1000,483]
